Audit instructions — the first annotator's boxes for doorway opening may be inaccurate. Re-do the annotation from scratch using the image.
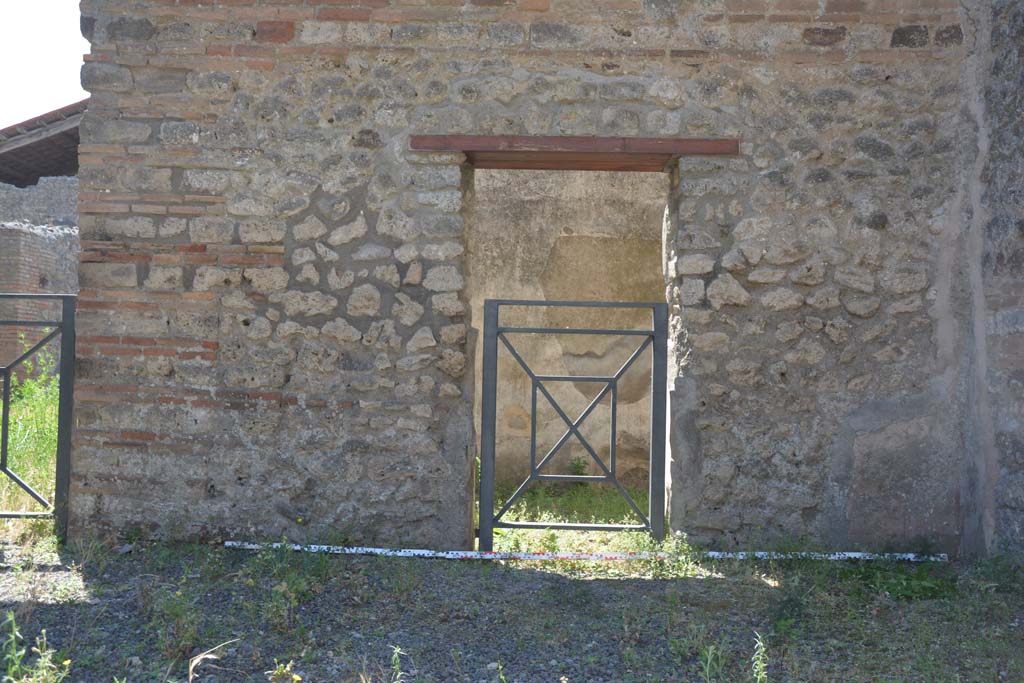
[465,169,671,546]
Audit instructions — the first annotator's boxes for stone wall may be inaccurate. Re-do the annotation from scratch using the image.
[73,0,1017,553]
[979,0,1023,553]
[0,177,79,227]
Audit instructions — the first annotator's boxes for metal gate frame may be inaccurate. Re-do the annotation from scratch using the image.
[478,299,667,551]
[0,294,75,539]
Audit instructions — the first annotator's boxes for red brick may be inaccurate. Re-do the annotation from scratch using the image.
[255,20,295,43]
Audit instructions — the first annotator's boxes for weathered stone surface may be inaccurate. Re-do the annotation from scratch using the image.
[104,216,156,238]
[347,283,381,317]
[194,266,241,291]
[80,262,136,288]
[676,253,715,275]
[432,293,465,317]
[80,63,132,92]
[835,266,875,293]
[327,268,354,290]
[842,295,881,318]
[679,278,705,305]
[292,215,327,241]
[327,213,368,245]
[706,273,750,309]
[761,288,805,312]
[747,267,787,284]
[321,317,361,343]
[407,326,437,351]
[690,332,729,352]
[144,266,183,290]
[790,260,827,286]
[803,26,847,46]
[392,293,424,327]
[891,25,929,48]
[423,266,464,292]
[239,218,286,243]
[269,291,338,317]
[190,217,235,243]
[243,267,289,293]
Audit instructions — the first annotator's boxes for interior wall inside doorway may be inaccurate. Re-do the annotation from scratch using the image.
[466,169,669,488]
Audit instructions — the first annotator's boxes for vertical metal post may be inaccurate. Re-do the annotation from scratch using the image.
[609,381,617,477]
[0,368,9,470]
[54,297,75,542]
[649,303,668,542]
[529,379,537,475]
[478,300,499,551]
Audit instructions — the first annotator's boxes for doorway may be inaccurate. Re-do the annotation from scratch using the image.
[465,169,671,548]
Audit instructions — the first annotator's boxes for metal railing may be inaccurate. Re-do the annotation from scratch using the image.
[478,299,668,551]
[0,294,75,539]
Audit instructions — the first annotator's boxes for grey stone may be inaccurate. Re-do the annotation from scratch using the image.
[706,273,751,309]
[327,213,368,246]
[81,63,132,92]
[292,215,328,241]
[347,284,381,317]
[269,291,338,317]
[322,318,362,344]
[761,288,805,312]
[891,25,929,48]
[423,266,464,292]
[842,295,881,318]
[190,217,235,244]
[676,254,716,276]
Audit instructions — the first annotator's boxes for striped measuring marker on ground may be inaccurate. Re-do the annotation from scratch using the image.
[224,541,947,563]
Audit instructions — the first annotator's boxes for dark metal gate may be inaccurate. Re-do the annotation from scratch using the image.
[0,294,75,539]
[478,299,667,551]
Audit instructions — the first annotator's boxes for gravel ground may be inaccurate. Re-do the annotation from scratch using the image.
[1,536,1022,683]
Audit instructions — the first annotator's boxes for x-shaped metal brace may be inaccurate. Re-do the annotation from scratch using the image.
[493,333,653,526]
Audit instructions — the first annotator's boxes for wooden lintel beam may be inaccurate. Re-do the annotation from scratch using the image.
[410,134,740,156]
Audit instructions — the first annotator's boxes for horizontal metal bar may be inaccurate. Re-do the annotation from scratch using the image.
[0,511,53,519]
[0,320,61,327]
[490,299,661,309]
[536,375,614,382]
[0,294,76,300]
[498,327,654,336]
[494,521,649,532]
[535,474,609,482]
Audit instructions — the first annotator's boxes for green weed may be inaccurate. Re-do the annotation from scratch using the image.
[750,631,768,683]
[0,346,59,519]
[265,659,302,683]
[838,562,957,601]
[698,642,727,683]
[143,578,201,658]
[1,611,70,683]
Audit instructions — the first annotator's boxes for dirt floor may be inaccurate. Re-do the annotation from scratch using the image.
[1,528,1022,683]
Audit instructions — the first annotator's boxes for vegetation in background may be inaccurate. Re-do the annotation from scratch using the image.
[0,344,59,522]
